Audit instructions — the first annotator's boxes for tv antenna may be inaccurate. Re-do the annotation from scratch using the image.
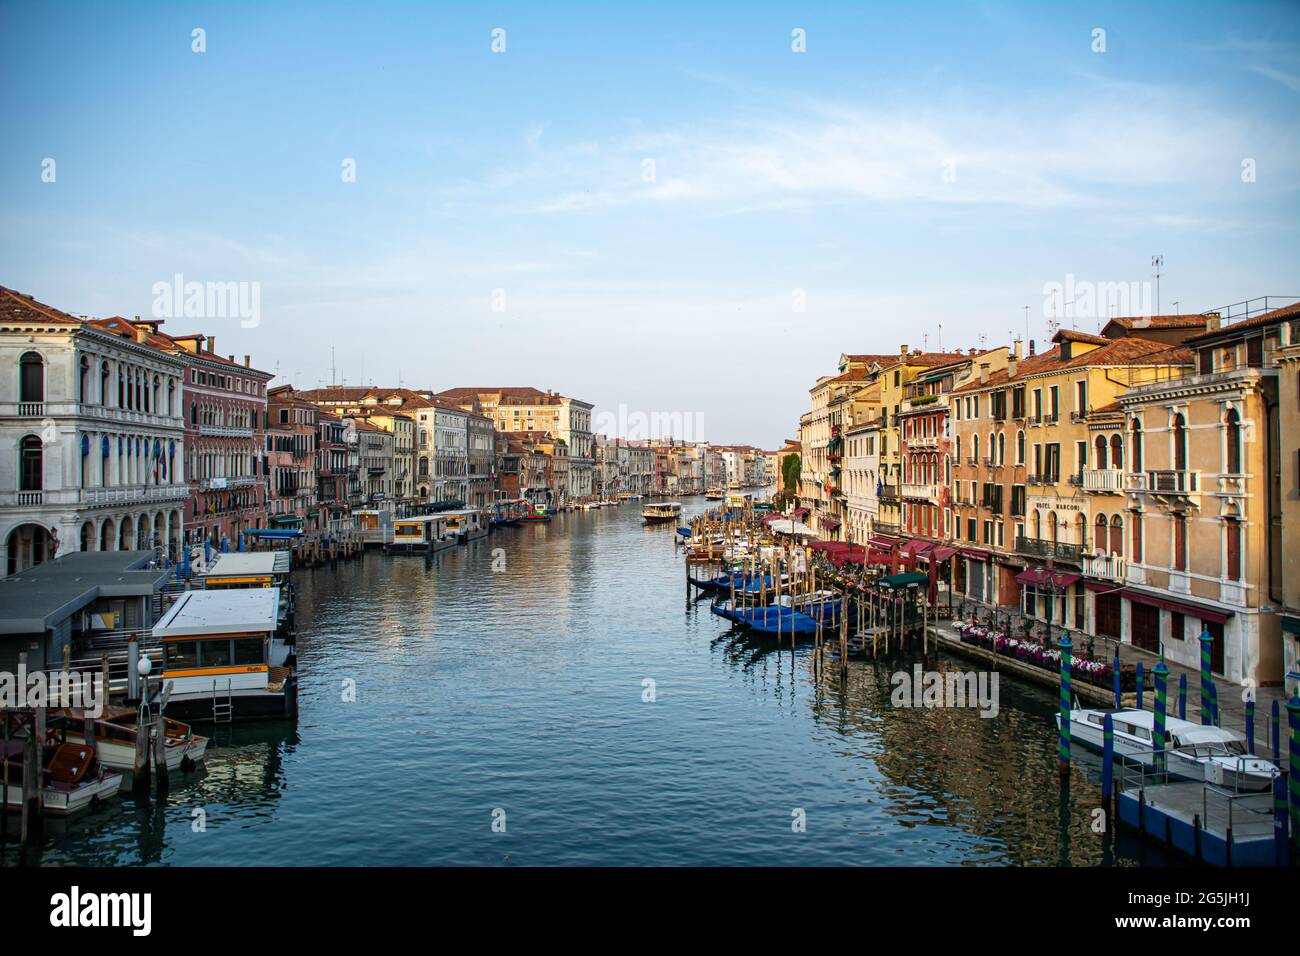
[1152,255,1164,313]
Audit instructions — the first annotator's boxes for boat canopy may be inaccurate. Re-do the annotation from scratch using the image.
[203,552,292,579]
[152,588,280,640]
[877,571,929,590]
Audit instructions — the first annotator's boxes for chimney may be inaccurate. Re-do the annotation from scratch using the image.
[1007,355,1018,378]
[135,326,148,344]
[900,343,909,356]
[979,363,990,385]
[1028,339,1036,356]
[244,355,251,367]
[1012,339,1023,360]
[1205,312,1221,332]
[208,336,216,353]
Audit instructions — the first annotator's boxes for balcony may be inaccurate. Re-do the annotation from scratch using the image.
[18,402,44,417]
[201,475,259,491]
[1081,468,1125,493]
[1082,551,1126,581]
[82,484,191,506]
[878,484,898,500]
[0,402,184,429]
[873,520,901,537]
[199,422,255,439]
[1026,415,1041,427]
[1043,413,1059,426]
[1014,535,1083,564]
[901,482,939,501]
[908,434,939,450]
[1127,470,1200,503]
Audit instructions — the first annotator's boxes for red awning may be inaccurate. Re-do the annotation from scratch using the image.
[1016,568,1082,588]
[868,536,896,550]
[821,518,841,530]
[1121,588,1232,624]
[830,545,867,567]
[792,508,810,518]
[901,539,933,557]
[960,548,989,561]
[925,545,958,564]
[809,540,847,554]
[867,549,893,565]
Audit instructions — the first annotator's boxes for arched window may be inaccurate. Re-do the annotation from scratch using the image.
[19,352,44,404]
[1110,433,1123,471]
[1095,514,1109,553]
[1131,511,1143,563]
[117,368,125,407]
[1172,414,1187,471]
[1016,430,1025,465]
[1076,513,1088,549]
[1225,408,1241,474]
[1094,435,1108,470]
[1130,419,1143,472]
[79,356,91,403]
[20,435,43,490]
[100,362,110,405]
[1110,514,1123,556]
[997,432,1005,465]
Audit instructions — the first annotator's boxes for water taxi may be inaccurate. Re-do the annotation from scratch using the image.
[491,499,531,526]
[1058,707,1279,791]
[2,739,122,816]
[725,491,752,510]
[152,588,297,722]
[53,706,209,774]
[642,502,682,524]
[705,487,725,500]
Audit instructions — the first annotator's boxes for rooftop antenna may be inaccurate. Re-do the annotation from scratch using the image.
[330,345,338,387]
[1171,300,1179,313]
[1152,254,1164,314]
[937,322,943,352]
[1024,305,1031,349]
[923,332,929,351]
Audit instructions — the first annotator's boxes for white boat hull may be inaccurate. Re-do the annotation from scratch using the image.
[4,771,123,816]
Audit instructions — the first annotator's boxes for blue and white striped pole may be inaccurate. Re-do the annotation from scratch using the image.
[1274,698,1282,762]
[1101,712,1115,805]
[1178,673,1187,720]
[1112,651,1121,709]
[1246,695,1256,754]
[1135,661,1144,710]
[1288,696,1300,853]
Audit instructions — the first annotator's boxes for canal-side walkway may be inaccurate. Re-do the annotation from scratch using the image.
[929,619,1286,743]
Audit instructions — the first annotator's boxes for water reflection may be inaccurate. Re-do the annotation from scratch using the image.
[7,499,1167,866]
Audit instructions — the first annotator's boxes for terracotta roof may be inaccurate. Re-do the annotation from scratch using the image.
[88,316,271,375]
[880,350,977,370]
[1185,301,1300,344]
[1102,314,1211,334]
[0,286,84,327]
[951,338,1192,393]
[1053,328,1110,346]
[840,353,899,367]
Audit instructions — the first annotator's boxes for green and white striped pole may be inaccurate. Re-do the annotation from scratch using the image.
[1059,633,1072,779]
[1199,628,1214,726]
[1153,659,1168,773]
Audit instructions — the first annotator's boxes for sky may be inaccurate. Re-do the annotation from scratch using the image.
[2,0,1298,448]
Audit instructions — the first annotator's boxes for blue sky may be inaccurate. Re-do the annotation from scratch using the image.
[2,0,1298,447]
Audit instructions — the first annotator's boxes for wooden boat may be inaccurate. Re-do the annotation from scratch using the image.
[642,502,682,524]
[3,740,122,816]
[52,706,208,774]
[1057,708,1279,791]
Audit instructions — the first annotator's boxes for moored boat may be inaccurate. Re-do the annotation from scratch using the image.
[1057,707,1279,791]
[53,706,209,774]
[2,740,122,816]
[518,502,553,523]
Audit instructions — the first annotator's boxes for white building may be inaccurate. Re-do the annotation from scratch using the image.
[1,287,190,576]
[843,420,881,545]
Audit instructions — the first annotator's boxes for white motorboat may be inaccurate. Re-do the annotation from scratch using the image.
[1057,707,1279,791]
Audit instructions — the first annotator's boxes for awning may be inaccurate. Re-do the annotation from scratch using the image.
[868,536,896,550]
[1016,569,1081,588]
[809,540,847,554]
[1282,614,1300,635]
[900,539,934,557]
[867,549,893,566]
[960,548,989,561]
[830,545,867,567]
[924,545,958,564]
[821,518,841,530]
[792,508,810,518]
[1121,587,1232,624]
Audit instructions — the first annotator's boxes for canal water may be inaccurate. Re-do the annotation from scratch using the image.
[11,501,1170,866]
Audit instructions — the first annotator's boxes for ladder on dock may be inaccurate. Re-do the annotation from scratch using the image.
[212,678,234,723]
